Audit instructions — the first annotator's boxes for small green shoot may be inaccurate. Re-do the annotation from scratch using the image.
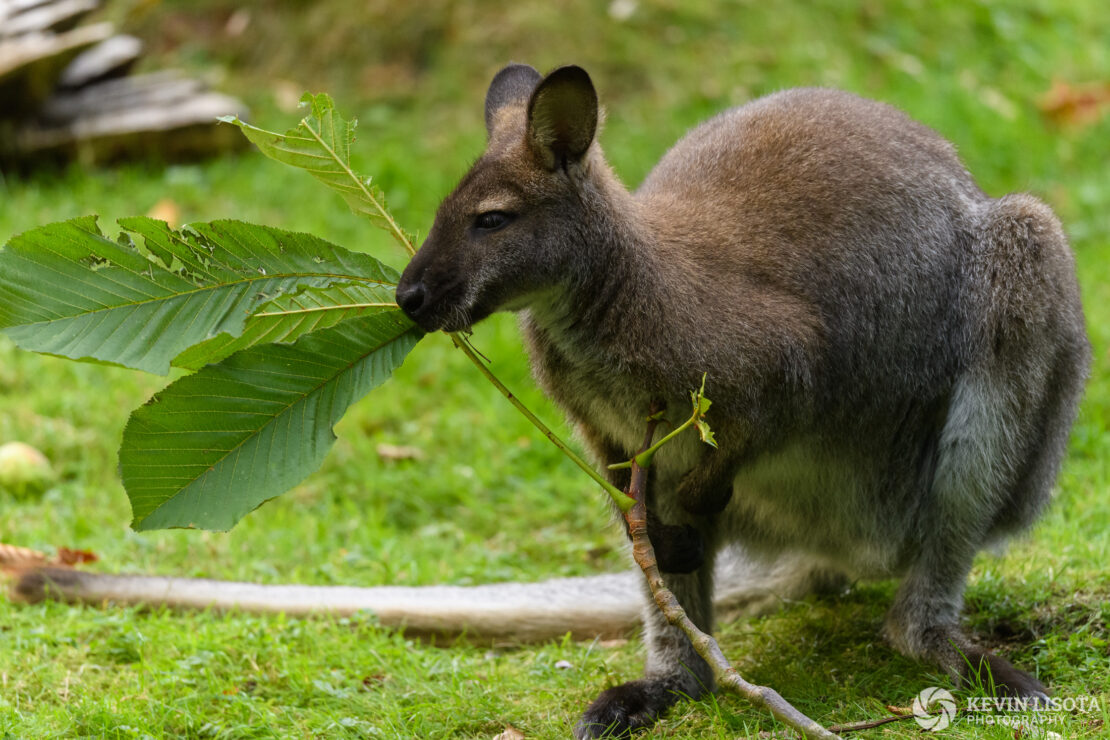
[608,374,716,472]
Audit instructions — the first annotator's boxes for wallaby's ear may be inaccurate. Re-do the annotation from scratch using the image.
[485,63,542,138]
[527,65,598,171]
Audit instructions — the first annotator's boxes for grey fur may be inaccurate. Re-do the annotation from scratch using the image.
[9,546,828,640]
[400,65,1090,738]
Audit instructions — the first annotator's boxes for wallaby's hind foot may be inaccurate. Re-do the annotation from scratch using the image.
[895,624,1050,702]
[574,675,701,739]
[576,555,716,738]
[886,598,1050,703]
[959,645,1050,701]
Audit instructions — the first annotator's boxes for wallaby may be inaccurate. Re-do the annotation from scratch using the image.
[394,64,1090,738]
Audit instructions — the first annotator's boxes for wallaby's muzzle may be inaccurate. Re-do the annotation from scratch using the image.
[396,244,470,333]
[394,279,427,323]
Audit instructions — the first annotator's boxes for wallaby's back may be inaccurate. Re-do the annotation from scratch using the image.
[636,89,972,390]
[631,88,1084,447]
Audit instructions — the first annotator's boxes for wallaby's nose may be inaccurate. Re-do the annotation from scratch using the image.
[395,281,426,319]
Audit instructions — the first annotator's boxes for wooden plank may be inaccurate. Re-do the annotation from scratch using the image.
[0,0,99,39]
[0,1,251,166]
[0,21,112,78]
[41,70,201,122]
[0,1,55,28]
[0,21,113,116]
[58,34,141,88]
[1,1,61,16]
[13,90,249,164]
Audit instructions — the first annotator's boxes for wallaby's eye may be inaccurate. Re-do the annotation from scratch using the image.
[474,211,514,232]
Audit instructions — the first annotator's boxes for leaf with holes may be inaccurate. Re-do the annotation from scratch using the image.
[0,217,401,375]
[221,94,418,256]
[122,312,422,531]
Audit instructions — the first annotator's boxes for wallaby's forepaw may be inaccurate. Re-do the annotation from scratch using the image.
[645,510,705,573]
[962,649,1050,703]
[573,678,688,738]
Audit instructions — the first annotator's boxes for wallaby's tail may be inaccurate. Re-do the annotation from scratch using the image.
[10,549,829,642]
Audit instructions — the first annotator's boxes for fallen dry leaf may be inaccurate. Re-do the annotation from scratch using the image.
[224,9,251,37]
[1039,80,1110,127]
[361,674,387,689]
[492,727,525,740]
[57,547,98,566]
[1,543,99,572]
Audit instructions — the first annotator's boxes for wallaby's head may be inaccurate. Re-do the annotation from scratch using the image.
[397,63,600,332]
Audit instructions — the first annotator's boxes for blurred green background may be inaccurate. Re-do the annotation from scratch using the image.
[1,1,1107,738]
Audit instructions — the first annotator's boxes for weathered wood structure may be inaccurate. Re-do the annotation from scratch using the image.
[1,0,247,166]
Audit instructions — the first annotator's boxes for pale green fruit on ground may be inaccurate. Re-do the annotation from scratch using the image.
[0,442,56,499]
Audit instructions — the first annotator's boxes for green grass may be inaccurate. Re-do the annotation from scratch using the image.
[2,0,1109,737]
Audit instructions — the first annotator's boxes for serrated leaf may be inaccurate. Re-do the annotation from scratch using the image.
[122,312,422,531]
[694,418,718,448]
[171,281,397,370]
[0,217,399,375]
[221,94,417,255]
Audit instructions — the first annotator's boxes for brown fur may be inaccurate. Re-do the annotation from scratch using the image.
[398,64,1089,738]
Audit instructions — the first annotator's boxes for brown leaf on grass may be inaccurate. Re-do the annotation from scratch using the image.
[1039,80,1110,127]
[57,547,98,566]
[361,674,387,689]
[1,543,98,573]
[492,727,525,740]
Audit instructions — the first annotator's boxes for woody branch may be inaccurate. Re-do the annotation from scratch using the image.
[620,406,839,740]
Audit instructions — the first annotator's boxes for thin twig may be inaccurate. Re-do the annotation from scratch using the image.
[448,332,634,510]
[827,711,913,733]
[622,416,840,740]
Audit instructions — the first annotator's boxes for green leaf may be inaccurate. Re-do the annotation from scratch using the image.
[171,279,398,371]
[0,217,399,375]
[690,374,715,447]
[221,94,417,255]
[694,418,718,449]
[122,312,422,531]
